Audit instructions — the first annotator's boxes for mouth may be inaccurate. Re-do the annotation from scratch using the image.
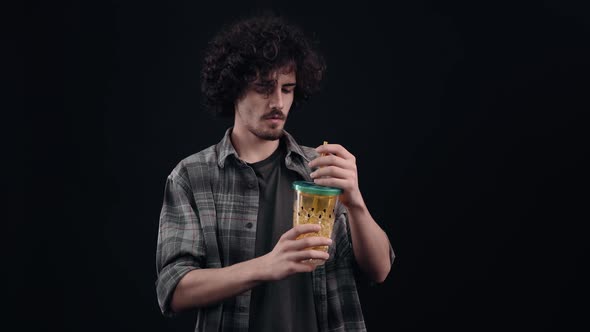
[262,112,285,123]
[264,118,284,126]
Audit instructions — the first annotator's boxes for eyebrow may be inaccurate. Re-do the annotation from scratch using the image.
[254,81,296,87]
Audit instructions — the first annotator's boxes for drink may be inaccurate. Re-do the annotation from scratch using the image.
[292,180,342,265]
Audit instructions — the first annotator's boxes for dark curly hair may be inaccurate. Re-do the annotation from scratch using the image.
[200,13,326,117]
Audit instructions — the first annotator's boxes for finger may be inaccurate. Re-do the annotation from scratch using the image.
[281,224,322,241]
[313,177,350,190]
[286,236,333,251]
[310,166,354,180]
[308,154,353,170]
[289,249,330,262]
[289,262,317,273]
[315,144,355,161]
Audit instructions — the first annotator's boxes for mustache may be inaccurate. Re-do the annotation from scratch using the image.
[262,110,286,120]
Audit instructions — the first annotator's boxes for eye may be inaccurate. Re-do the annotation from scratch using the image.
[253,81,275,93]
[282,88,294,94]
[255,87,269,94]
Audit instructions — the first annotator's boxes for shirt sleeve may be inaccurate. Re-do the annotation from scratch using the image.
[155,173,206,316]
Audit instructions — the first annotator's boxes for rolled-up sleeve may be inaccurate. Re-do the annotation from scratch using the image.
[155,172,206,316]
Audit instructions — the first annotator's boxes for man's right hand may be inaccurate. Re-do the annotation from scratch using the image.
[259,224,332,281]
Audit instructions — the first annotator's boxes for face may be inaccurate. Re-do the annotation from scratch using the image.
[234,67,296,141]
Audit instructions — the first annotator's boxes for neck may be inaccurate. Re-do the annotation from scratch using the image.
[230,126,281,164]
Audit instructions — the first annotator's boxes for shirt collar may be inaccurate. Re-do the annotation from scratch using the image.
[216,127,311,168]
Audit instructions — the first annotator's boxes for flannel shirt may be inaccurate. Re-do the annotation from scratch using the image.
[155,128,395,332]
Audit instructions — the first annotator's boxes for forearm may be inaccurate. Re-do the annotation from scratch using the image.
[171,256,266,312]
[170,224,332,313]
[347,200,392,283]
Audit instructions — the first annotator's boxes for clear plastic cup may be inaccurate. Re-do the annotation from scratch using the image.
[292,180,343,265]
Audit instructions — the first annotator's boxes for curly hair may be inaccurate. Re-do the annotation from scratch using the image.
[200,13,326,117]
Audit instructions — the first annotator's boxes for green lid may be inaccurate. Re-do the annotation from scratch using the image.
[292,181,343,196]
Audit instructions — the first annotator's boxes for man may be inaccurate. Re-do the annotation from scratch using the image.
[156,12,395,332]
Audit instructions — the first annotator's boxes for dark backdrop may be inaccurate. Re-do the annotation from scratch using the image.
[21,1,589,331]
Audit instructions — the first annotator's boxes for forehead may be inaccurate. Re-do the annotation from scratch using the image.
[258,65,296,83]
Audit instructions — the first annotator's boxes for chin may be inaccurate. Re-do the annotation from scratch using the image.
[255,128,283,141]
[248,121,285,141]
[264,131,284,141]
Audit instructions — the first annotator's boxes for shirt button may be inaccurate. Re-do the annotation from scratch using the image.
[248,182,255,189]
[245,222,253,229]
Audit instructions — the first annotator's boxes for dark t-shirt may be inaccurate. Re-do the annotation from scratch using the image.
[248,141,319,332]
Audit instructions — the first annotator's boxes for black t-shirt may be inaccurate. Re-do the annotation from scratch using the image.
[248,141,319,332]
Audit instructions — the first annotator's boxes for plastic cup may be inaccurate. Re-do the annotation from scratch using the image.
[292,180,343,265]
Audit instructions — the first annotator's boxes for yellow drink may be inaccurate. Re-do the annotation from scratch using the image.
[292,181,342,265]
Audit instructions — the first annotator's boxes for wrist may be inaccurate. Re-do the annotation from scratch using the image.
[343,192,367,213]
[248,254,271,282]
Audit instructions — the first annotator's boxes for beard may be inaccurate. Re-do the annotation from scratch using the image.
[249,124,284,141]
[248,109,287,140]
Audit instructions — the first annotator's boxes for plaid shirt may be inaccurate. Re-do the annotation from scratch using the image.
[156,128,395,332]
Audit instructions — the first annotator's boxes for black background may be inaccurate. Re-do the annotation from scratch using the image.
[20,0,589,331]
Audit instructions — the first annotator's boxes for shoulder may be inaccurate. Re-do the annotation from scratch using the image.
[167,145,218,188]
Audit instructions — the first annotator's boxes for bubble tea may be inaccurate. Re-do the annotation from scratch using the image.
[292,181,342,265]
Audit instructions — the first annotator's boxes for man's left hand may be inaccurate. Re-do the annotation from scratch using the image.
[309,144,365,210]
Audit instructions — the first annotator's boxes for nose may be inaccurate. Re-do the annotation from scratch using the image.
[269,87,284,110]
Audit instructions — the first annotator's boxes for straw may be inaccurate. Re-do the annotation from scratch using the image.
[312,141,329,227]
[320,141,328,160]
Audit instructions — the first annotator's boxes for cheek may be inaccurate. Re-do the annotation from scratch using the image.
[242,100,263,116]
[250,96,268,110]
[285,94,295,108]
[238,92,267,111]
